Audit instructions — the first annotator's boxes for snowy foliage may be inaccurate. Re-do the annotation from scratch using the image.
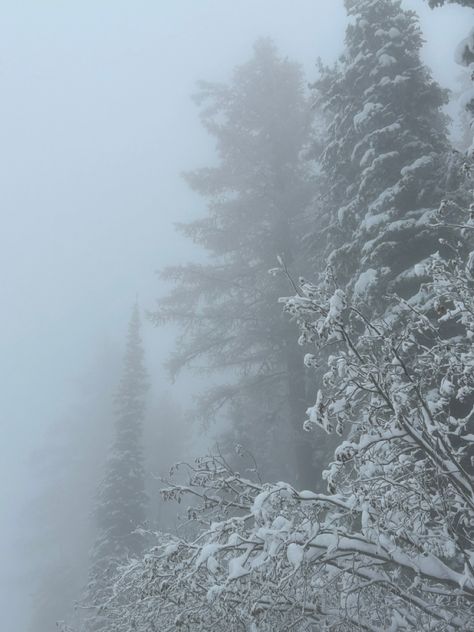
[86,193,474,631]
[312,0,454,314]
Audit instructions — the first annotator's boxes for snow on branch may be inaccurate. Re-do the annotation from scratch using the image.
[89,192,474,631]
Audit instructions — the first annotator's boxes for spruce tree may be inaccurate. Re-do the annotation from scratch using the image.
[154,39,318,487]
[311,0,454,316]
[84,303,149,629]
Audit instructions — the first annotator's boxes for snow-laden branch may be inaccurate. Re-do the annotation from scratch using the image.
[84,194,474,631]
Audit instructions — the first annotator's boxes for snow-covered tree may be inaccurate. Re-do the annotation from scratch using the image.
[153,39,318,487]
[96,182,474,631]
[83,304,149,630]
[310,0,457,316]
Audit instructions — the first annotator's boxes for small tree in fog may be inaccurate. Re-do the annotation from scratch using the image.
[83,303,149,630]
[153,39,319,487]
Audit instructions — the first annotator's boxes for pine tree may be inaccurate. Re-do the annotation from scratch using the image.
[311,0,456,316]
[154,39,318,487]
[84,304,149,629]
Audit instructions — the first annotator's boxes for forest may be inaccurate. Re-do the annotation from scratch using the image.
[3,0,474,631]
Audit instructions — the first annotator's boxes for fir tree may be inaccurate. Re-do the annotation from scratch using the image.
[84,303,149,629]
[154,39,318,487]
[311,0,455,316]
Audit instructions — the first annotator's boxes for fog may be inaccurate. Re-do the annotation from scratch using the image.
[0,1,470,630]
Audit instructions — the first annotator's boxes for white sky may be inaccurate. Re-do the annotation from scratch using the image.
[0,1,470,629]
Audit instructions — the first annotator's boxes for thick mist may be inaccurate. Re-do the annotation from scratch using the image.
[0,1,470,630]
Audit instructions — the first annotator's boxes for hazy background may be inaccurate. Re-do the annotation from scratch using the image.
[0,1,468,629]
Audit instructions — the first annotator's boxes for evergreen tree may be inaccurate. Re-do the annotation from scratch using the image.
[154,39,318,487]
[84,304,149,629]
[311,0,455,316]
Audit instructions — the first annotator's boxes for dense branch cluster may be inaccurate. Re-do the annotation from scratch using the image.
[89,190,474,631]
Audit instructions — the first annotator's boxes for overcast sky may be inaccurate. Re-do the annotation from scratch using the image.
[0,1,470,630]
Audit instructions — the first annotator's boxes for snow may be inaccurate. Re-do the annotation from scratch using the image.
[298,490,319,500]
[207,555,219,574]
[286,543,304,568]
[327,289,346,322]
[228,555,249,580]
[251,490,270,522]
[330,397,346,414]
[413,262,427,276]
[353,268,378,299]
[195,543,221,568]
[360,147,375,167]
[163,543,179,558]
[361,211,390,231]
[400,155,433,177]
[272,515,292,531]
[353,102,383,131]
[206,584,223,603]
[378,53,396,67]
[439,377,455,398]
[337,200,356,224]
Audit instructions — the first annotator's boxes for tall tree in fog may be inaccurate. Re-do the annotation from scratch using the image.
[85,304,149,629]
[311,0,455,317]
[154,39,317,486]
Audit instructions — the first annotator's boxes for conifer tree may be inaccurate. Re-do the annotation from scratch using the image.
[311,0,456,316]
[154,39,318,487]
[84,303,149,629]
